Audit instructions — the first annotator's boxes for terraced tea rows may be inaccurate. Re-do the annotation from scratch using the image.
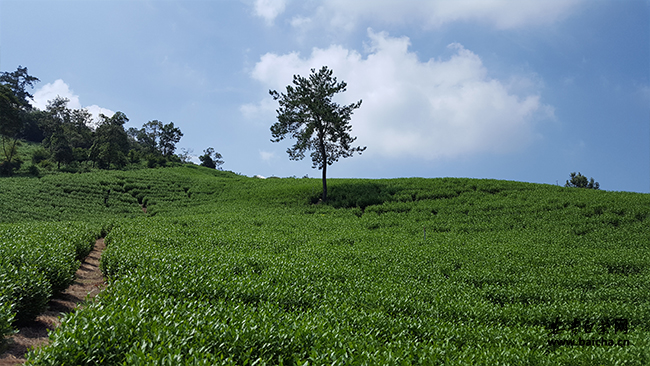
[16,170,649,365]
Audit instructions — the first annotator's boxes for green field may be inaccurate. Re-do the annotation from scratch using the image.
[0,166,648,364]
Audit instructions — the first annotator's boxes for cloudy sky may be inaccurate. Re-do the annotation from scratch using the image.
[1,0,648,192]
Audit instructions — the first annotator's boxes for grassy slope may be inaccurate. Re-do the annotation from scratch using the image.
[0,166,648,364]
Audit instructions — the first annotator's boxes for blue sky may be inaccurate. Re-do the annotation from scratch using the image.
[1,0,648,192]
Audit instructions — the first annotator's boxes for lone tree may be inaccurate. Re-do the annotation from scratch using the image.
[565,172,600,190]
[270,66,366,201]
[199,147,224,169]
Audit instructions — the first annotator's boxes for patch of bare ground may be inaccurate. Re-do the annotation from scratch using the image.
[0,238,106,365]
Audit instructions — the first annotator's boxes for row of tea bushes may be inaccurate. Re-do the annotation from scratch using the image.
[0,221,100,350]
[30,201,650,364]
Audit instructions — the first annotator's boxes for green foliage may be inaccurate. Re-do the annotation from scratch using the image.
[4,171,643,365]
[40,97,94,170]
[19,109,46,143]
[0,222,99,328]
[566,172,600,189]
[1,166,648,363]
[198,147,223,169]
[27,164,40,177]
[0,65,40,109]
[50,131,74,168]
[127,149,141,164]
[0,288,14,352]
[0,156,22,176]
[0,84,22,137]
[0,263,51,324]
[0,84,24,175]
[146,154,167,168]
[159,122,183,156]
[90,112,130,169]
[31,146,50,165]
[129,120,183,159]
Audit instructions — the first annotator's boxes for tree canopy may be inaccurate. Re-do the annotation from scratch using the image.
[199,147,224,169]
[0,66,39,175]
[0,85,22,138]
[565,172,600,190]
[129,120,183,157]
[0,65,39,110]
[0,85,23,175]
[90,112,130,169]
[159,122,183,156]
[270,66,365,201]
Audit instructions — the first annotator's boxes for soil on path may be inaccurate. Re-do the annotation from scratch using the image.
[0,238,106,365]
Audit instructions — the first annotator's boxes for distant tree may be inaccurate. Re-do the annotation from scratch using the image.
[126,127,141,149]
[41,97,71,157]
[0,66,39,175]
[565,172,600,190]
[69,108,94,149]
[50,132,74,168]
[41,97,93,167]
[127,148,141,164]
[269,66,365,201]
[19,109,46,142]
[177,147,193,164]
[90,112,130,169]
[0,84,23,175]
[159,122,183,156]
[0,66,39,110]
[132,120,183,157]
[137,120,163,154]
[199,147,223,169]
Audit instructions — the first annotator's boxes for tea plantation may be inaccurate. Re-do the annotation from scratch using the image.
[0,166,648,365]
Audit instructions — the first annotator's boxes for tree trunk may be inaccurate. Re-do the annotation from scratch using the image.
[319,137,328,202]
[322,161,327,202]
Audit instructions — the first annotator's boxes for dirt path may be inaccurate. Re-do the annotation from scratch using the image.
[0,238,106,365]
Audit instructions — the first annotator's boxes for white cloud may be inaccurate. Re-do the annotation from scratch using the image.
[253,0,286,24]
[293,0,582,30]
[30,79,114,128]
[240,97,276,121]
[259,150,275,161]
[290,16,312,29]
[85,105,116,128]
[246,30,553,160]
[31,79,82,110]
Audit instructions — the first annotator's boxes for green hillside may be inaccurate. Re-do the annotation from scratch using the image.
[0,166,648,364]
